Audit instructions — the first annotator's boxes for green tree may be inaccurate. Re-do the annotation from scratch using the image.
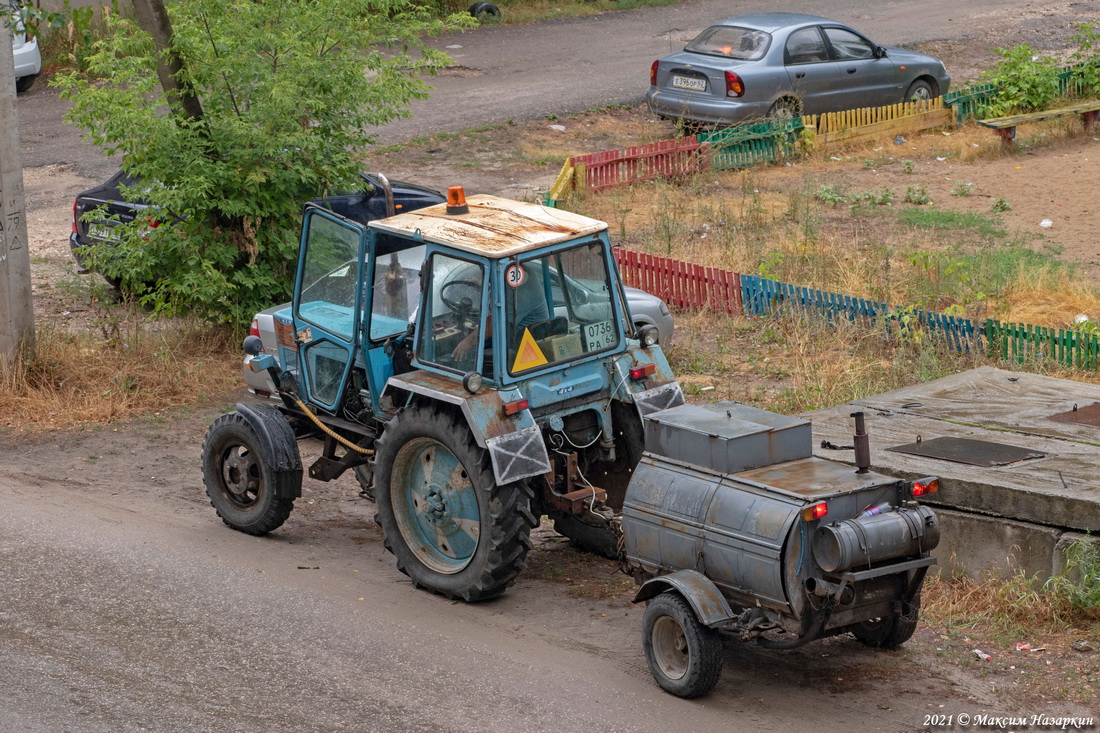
[56,0,469,325]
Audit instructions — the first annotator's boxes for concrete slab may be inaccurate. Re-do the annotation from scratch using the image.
[932,508,1064,580]
[803,366,1100,533]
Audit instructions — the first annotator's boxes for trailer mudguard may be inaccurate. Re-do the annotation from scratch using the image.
[633,570,737,628]
[234,402,303,498]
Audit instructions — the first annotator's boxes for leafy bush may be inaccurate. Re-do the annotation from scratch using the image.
[56,0,471,326]
[1069,23,1100,98]
[982,44,1062,116]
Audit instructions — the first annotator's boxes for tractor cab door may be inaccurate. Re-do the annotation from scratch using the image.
[293,207,368,411]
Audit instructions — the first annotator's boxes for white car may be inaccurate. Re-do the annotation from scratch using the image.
[9,1,40,93]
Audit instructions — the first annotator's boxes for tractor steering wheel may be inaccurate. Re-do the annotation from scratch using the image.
[440,280,482,319]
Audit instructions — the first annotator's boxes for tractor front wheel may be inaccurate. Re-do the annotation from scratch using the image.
[374,404,535,601]
[201,412,298,535]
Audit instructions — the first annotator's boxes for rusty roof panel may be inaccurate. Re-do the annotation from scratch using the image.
[734,457,895,497]
[369,195,607,257]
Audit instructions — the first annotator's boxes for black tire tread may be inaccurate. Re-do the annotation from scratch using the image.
[201,412,296,536]
[643,592,724,698]
[374,404,535,602]
[852,593,921,649]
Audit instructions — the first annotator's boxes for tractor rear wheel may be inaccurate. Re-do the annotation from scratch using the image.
[201,412,297,535]
[374,404,536,601]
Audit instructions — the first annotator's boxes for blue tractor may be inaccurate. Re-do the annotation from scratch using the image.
[200,187,683,601]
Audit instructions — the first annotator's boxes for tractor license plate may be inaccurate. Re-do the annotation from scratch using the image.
[672,75,707,91]
[585,320,616,350]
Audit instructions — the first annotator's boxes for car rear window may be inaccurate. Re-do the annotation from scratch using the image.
[685,26,770,61]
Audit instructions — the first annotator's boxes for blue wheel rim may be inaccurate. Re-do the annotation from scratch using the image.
[392,437,481,574]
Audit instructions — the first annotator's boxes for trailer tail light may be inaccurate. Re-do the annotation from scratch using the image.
[801,502,828,521]
[725,71,745,98]
[630,363,656,380]
[503,398,529,416]
[912,478,940,497]
[650,60,658,86]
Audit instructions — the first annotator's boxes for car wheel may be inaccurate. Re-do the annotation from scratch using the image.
[767,97,802,120]
[15,74,36,94]
[904,79,934,103]
[468,2,500,19]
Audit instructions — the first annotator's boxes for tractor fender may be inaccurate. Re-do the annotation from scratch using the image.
[633,570,736,628]
[234,402,303,498]
[383,371,552,486]
[610,347,685,420]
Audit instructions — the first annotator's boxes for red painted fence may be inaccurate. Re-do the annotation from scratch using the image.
[572,137,710,192]
[614,248,742,316]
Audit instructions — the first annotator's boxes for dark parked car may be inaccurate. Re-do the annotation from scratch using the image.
[69,171,446,274]
[646,12,950,127]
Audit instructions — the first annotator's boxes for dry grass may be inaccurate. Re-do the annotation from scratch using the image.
[0,315,241,431]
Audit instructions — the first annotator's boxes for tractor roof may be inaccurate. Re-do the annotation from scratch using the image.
[368,194,608,257]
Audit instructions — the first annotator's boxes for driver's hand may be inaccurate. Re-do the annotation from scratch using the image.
[453,331,476,362]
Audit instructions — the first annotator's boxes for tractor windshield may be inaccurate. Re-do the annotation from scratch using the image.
[506,241,620,375]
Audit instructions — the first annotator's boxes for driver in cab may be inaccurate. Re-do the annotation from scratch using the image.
[453,263,548,363]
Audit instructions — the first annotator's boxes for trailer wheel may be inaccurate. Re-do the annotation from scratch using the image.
[642,592,723,698]
[374,404,535,602]
[201,412,297,535]
[852,593,921,649]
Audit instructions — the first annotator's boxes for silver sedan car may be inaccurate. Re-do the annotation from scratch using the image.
[243,286,675,397]
[646,13,950,127]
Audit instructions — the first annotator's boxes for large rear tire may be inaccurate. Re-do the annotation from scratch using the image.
[642,592,724,698]
[374,404,536,601]
[201,412,297,535]
[852,593,921,649]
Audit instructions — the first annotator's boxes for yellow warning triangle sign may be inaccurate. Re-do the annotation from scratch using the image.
[511,328,549,372]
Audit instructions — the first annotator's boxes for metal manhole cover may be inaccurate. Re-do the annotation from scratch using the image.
[1048,402,1100,427]
[886,436,1047,467]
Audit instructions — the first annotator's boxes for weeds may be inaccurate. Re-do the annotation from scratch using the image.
[951,182,973,197]
[904,185,931,205]
[992,197,1013,212]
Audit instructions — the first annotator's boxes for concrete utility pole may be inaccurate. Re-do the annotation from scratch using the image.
[0,11,34,369]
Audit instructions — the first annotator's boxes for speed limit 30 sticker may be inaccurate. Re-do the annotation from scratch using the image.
[505,264,527,288]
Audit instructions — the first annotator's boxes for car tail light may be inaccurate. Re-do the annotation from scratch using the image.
[503,398,529,416]
[650,60,658,86]
[725,71,744,98]
[630,363,656,380]
[801,502,828,521]
[147,217,160,228]
[249,318,261,339]
[912,478,940,497]
[72,200,78,234]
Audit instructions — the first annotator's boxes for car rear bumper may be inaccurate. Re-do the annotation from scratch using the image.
[13,38,41,79]
[645,88,772,125]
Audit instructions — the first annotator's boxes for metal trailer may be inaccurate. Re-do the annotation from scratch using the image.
[621,402,941,698]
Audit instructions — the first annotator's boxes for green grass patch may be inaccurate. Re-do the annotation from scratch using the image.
[895,207,1008,240]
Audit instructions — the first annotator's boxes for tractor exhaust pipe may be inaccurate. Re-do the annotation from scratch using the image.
[374,173,395,217]
[851,411,870,474]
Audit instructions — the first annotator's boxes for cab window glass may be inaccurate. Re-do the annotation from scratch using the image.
[298,214,361,341]
[416,253,484,374]
[368,240,425,343]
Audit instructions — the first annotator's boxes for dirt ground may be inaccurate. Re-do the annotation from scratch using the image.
[9,9,1100,723]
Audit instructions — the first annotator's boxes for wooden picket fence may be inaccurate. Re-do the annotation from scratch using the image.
[985,320,1100,369]
[572,136,710,192]
[802,97,952,148]
[614,248,741,315]
[697,118,803,170]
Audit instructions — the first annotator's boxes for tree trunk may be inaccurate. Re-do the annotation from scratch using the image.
[130,0,205,123]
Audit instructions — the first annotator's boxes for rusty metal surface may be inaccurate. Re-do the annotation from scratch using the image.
[644,402,812,476]
[369,195,607,257]
[632,570,737,627]
[735,457,896,497]
[1048,402,1100,427]
[886,436,1047,467]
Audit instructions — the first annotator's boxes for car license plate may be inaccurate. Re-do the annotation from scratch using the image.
[87,223,121,242]
[672,75,707,92]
